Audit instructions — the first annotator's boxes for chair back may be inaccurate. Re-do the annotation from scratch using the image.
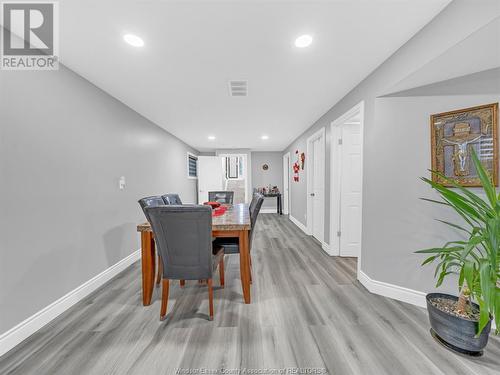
[138,196,165,222]
[145,205,213,280]
[249,194,264,249]
[208,191,234,204]
[162,193,182,205]
[249,192,259,213]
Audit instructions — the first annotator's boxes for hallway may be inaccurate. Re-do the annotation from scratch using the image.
[1,215,499,374]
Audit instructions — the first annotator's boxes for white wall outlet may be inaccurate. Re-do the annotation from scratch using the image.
[119,176,126,190]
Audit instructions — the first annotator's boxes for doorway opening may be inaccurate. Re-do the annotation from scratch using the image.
[306,128,326,244]
[219,153,248,204]
[282,152,291,215]
[330,101,364,263]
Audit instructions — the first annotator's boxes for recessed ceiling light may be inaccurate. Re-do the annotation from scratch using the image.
[123,34,144,47]
[208,135,216,140]
[295,34,313,48]
[261,135,269,140]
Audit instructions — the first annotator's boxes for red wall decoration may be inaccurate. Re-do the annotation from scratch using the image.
[293,150,305,182]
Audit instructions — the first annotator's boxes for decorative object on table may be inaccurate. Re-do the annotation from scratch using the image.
[415,149,498,356]
[257,186,280,195]
[262,164,269,171]
[212,206,227,216]
[300,152,305,170]
[430,103,498,187]
[203,201,221,209]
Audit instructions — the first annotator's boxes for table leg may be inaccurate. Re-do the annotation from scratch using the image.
[141,231,156,306]
[238,229,251,304]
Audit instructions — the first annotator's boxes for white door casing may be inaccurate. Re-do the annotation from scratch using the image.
[330,101,364,262]
[283,152,290,215]
[197,156,223,204]
[306,127,326,243]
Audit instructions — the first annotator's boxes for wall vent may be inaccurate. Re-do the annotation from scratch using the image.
[229,80,248,97]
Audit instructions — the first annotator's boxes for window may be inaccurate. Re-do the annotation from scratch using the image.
[224,155,244,179]
[187,153,198,179]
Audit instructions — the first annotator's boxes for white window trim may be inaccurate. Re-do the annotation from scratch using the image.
[187,152,198,179]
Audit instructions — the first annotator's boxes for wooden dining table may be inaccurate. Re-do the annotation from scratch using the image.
[137,203,252,305]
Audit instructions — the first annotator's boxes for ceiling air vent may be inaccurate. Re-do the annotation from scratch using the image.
[229,80,248,97]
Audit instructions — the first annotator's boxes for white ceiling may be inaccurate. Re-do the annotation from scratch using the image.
[58,0,450,151]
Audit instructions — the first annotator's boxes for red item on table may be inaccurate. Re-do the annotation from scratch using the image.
[204,201,221,209]
[212,206,227,216]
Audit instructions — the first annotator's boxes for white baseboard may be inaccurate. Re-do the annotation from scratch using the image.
[260,208,279,214]
[358,270,498,331]
[321,241,334,256]
[0,249,141,358]
[358,270,427,308]
[289,215,309,235]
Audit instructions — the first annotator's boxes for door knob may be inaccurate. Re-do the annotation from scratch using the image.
[310,193,315,197]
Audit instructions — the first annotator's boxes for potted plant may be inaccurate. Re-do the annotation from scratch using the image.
[416,150,499,356]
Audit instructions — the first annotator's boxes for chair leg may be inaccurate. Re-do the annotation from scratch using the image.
[160,279,169,321]
[219,257,225,288]
[180,280,185,287]
[156,255,162,286]
[207,279,214,320]
[249,254,252,284]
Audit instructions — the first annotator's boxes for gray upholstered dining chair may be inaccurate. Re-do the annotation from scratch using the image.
[249,192,260,214]
[138,196,165,221]
[213,194,264,282]
[145,205,225,321]
[208,191,234,204]
[162,193,182,205]
[138,195,184,287]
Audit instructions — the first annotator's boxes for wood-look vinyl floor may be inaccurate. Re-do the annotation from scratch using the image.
[1,214,499,374]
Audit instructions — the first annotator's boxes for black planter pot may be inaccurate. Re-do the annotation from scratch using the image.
[426,293,491,357]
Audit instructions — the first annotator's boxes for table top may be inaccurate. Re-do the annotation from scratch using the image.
[137,203,251,232]
[263,192,281,197]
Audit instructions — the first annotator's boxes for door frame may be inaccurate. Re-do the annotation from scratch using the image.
[218,153,248,203]
[330,101,364,271]
[306,127,326,242]
[282,152,291,215]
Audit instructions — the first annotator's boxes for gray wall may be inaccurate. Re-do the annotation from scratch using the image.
[0,66,198,334]
[365,94,500,294]
[251,152,283,210]
[284,0,500,293]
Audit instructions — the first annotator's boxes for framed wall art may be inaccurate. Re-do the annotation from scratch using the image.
[430,103,498,187]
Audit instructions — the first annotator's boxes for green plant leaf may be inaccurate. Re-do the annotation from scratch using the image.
[479,260,492,311]
[422,177,485,222]
[495,288,500,335]
[459,267,465,289]
[471,149,497,208]
[420,197,450,206]
[421,255,438,266]
[477,298,490,336]
[435,219,471,234]
[415,246,463,254]
[464,260,475,298]
[431,169,492,214]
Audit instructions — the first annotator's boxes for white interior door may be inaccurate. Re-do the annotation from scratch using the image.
[339,123,362,257]
[307,129,325,243]
[197,156,223,204]
[283,153,290,214]
[312,137,325,241]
